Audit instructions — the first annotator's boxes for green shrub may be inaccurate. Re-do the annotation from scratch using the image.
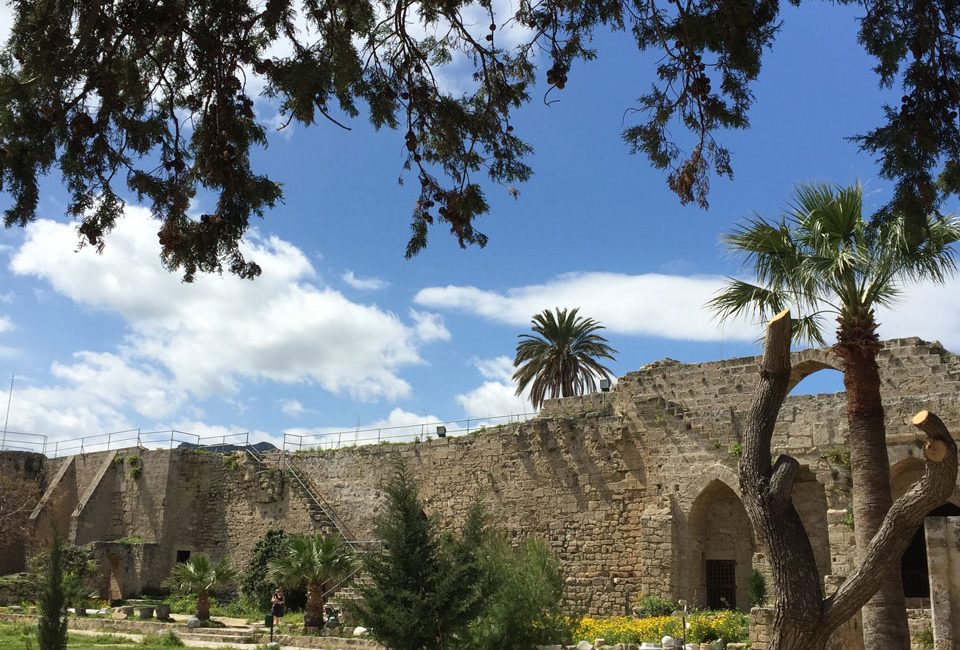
[914,627,934,650]
[749,570,768,607]
[140,631,184,647]
[38,535,68,650]
[684,610,748,643]
[461,536,569,650]
[240,528,306,612]
[632,595,676,618]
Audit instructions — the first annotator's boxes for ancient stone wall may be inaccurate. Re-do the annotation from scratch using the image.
[0,452,45,574]
[3,337,958,620]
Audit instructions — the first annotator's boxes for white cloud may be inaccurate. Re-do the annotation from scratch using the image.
[874,277,960,351]
[10,207,442,407]
[50,351,187,420]
[410,310,451,342]
[285,407,442,449]
[0,291,13,304]
[418,270,960,352]
[0,315,12,333]
[455,356,531,418]
[473,355,515,382]
[342,270,389,291]
[416,271,760,342]
[280,399,305,417]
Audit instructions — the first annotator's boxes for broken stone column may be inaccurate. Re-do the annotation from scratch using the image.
[926,516,960,650]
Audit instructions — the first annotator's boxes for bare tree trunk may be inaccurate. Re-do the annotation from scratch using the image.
[837,343,910,650]
[741,311,958,650]
[305,580,324,628]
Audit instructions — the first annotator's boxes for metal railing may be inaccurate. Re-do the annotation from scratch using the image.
[282,412,535,453]
[0,430,46,454]
[285,460,362,548]
[0,411,538,459]
[0,429,259,457]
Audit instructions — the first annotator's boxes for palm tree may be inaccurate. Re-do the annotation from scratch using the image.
[270,533,356,628]
[513,307,618,410]
[710,182,960,650]
[163,554,237,621]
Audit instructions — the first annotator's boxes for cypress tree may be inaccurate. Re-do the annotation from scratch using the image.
[354,461,476,650]
[37,534,68,650]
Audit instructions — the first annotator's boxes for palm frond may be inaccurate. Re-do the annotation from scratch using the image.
[513,307,617,409]
[715,182,959,348]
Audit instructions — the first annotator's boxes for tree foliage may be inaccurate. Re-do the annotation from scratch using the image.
[163,554,237,620]
[354,461,478,650]
[710,183,960,649]
[513,307,617,410]
[1,0,956,278]
[269,533,355,628]
[37,534,67,650]
[354,462,566,650]
[710,182,960,345]
[240,528,306,611]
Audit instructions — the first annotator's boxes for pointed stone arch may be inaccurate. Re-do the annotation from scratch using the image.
[683,472,753,611]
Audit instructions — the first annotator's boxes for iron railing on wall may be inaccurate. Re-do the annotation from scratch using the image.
[0,411,537,458]
[0,429,260,457]
[281,412,534,454]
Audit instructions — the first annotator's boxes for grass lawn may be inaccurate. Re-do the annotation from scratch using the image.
[0,623,244,650]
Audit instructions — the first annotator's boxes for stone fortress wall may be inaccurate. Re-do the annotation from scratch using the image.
[3,337,959,618]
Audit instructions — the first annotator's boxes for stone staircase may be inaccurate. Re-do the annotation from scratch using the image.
[175,625,260,645]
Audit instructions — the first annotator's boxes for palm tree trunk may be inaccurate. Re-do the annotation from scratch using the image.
[837,342,910,650]
[741,313,957,650]
[304,580,324,628]
[197,590,210,621]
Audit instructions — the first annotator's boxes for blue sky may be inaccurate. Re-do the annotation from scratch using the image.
[2,1,960,451]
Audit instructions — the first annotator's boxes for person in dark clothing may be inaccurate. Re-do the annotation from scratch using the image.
[271,588,285,627]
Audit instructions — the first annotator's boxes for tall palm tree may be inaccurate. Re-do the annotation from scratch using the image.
[710,182,960,650]
[513,307,617,410]
[270,533,356,628]
[163,554,237,621]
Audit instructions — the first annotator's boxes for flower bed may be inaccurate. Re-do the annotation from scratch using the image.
[574,610,748,646]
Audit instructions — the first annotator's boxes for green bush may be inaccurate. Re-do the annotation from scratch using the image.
[140,631,184,647]
[632,595,676,618]
[749,570,768,607]
[240,528,306,612]
[461,536,569,650]
[38,535,68,650]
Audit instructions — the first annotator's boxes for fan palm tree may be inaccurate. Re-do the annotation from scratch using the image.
[163,554,237,621]
[513,307,617,410]
[270,533,356,628]
[710,182,960,650]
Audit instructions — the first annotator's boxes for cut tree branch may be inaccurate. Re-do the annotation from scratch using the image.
[739,310,960,650]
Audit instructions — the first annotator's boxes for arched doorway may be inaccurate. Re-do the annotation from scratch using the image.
[901,502,960,598]
[687,479,753,610]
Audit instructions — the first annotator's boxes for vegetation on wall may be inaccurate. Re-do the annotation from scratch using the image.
[240,528,305,612]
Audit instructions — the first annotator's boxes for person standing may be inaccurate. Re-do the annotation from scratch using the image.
[271,588,285,628]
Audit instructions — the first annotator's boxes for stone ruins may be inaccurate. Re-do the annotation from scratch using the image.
[2,337,959,648]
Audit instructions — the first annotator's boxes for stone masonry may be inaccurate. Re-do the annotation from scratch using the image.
[4,338,959,637]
